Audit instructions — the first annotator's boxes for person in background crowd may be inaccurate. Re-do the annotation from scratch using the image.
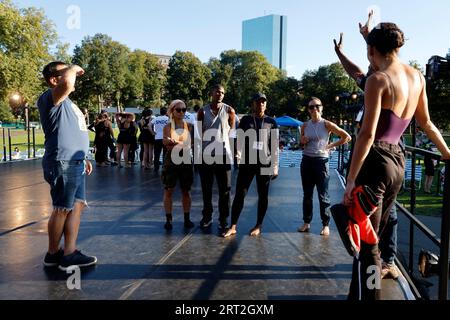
[152,107,169,172]
[116,112,136,168]
[138,108,155,170]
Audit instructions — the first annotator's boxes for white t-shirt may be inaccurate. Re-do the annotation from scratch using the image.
[151,115,169,140]
[184,112,196,125]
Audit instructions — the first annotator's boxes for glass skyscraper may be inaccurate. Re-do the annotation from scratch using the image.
[242,14,287,70]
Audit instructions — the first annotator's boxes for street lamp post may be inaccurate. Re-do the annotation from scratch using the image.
[24,103,30,158]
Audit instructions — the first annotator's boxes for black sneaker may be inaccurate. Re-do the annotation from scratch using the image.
[43,248,64,267]
[184,220,195,229]
[58,250,97,271]
[219,222,229,231]
[164,221,173,230]
[200,218,212,229]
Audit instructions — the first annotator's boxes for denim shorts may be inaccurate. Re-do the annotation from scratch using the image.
[42,160,87,211]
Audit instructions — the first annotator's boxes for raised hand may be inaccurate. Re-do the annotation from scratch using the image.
[359,10,374,40]
[333,32,344,52]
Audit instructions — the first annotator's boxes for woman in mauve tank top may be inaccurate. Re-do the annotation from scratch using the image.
[343,22,450,301]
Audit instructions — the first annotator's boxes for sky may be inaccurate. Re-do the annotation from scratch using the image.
[14,0,450,79]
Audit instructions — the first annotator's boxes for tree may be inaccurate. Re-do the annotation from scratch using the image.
[267,77,302,117]
[206,57,233,94]
[166,51,211,104]
[300,63,360,121]
[216,50,282,113]
[71,33,130,113]
[426,78,450,130]
[0,0,58,120]
[122,50,146,107]
[54,42,72,64]
[409,60,424,74]
[142,52,167,108]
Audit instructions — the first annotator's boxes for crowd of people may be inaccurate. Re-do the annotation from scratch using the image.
[36,13,450,301]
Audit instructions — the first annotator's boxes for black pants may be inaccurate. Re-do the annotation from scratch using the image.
[348,141,405,300]
[154,139,167,171]
[95,139,109,163]
[109,140,117,161]
[199,163,231,223]
[231,165,271,226]
[300,155,331,226]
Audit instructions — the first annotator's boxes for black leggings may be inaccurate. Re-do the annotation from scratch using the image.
[348,141,405,300]
[230,165,272,226]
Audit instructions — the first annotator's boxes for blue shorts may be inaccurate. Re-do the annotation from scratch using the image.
[43,160,87,211]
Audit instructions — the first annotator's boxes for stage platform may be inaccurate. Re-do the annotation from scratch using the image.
[0,160,411,300]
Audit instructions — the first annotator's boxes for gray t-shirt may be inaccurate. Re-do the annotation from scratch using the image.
[37,89,89,162]
[303,119,330,158]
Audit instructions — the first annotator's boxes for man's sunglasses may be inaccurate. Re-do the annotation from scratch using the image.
[308,104,322,110]
[50,70,65,77]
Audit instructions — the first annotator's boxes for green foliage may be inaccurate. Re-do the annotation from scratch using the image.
[215,50,282,113]
[142,52,167,108]
[0,0,57,120]
[426,78,450,130]
[0,100,14,121]
[267,77,302,117]
[166,51,211,103]
[71,34,130,112]
[53,42,72,64]
[300,63,360,121]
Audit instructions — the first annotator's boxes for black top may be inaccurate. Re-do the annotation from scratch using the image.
[237,115,278,166]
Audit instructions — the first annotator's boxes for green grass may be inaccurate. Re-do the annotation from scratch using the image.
[1,128,109,150]
[397,190,443,217]
[397,163,445,217]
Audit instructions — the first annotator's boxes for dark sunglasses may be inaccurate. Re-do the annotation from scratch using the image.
[175,108,187,113]
[308,104,322,110]
[51,69,66,78]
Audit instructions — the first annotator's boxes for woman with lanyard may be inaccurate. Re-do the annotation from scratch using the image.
[298,97,351,236]
[223,92,279,238]
[162,100,195,230]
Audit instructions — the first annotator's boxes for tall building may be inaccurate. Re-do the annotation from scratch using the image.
[155,54,171,69]
[242,14,287,70]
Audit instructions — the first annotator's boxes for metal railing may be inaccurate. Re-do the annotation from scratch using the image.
[1,127,37,162]
[402,146,449,300]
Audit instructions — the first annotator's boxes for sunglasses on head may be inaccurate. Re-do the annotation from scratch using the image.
[175,108,187,113]
[308,104,322,110]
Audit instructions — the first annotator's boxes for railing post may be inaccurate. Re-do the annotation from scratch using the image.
[2,128,6,162]
[337,145,342,174]
[8,128,12,161]
[27,123,30,159]
[438,160,450,300]
[408,122,417,273]
[32,127,36,158]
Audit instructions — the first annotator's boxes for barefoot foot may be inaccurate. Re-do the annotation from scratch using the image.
[249,227,261,237]
[223,228,237,238]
